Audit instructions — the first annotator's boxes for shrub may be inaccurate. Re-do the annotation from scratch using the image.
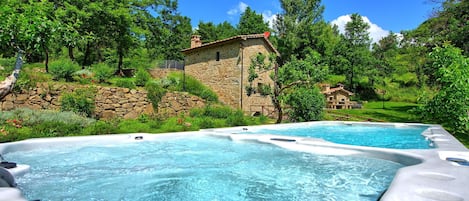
[203,105,233,119]
[284,87,325,122]
[134,68,151,86]
[114,78,136,89]
[226,110,247,126]
[0,57,16,77]
[419,45,469,136]
[49,59,80,81]
[0,108,95,127]
[82,121,117,135]
[145,80,166,111]
[117,119,153,133]
[92,63,115,83]
[60,87,96,118]
[189,105,233,119]
[166,72,218,102]
[73,68,93,84]
[32,121,82,138]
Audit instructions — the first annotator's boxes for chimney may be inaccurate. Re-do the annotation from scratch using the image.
[320,84,330,92]
[191,35,202,48]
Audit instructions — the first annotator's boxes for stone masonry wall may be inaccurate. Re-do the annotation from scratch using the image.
[184,37,275,116]
[185,42,242,109]
[0,83,206,119]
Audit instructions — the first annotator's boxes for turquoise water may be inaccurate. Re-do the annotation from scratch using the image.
[5,135,403,201]
[244,124,431,149]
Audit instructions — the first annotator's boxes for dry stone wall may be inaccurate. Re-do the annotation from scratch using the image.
[0,83,206,119]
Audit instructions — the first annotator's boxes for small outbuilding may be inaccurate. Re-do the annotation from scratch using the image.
[320,84,355,109]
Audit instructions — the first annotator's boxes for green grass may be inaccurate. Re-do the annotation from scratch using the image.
[324,101,421,123]
[0,108,273,143]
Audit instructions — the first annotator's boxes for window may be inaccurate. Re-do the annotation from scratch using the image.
[216,52,220,61]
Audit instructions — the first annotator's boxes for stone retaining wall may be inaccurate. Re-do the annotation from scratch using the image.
[0,83,206,119]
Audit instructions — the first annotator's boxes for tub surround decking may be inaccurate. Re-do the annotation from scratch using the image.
[1,122,469,201]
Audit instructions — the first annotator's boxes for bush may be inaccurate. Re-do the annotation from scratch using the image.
[60,87,96,118]
[92,63,115,83]
[73,68,93,84]
[392,72,418,87]
[0,108,95,127]
[134,68,151,86]
[82,121,117,135]
[117,119,154,133]
[0,57,16,77]
[190,105,233,119]
[145,80,166,111]
[32,121,82,138]
[166,72,218,102]
[49,59,81,81]
[114,78,136,89]
[284,87,325,122]
[226,110,247,126]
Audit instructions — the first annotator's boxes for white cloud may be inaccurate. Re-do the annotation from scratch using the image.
[228,2,249,16]
[262,10,278,29]
[331,14,390,44]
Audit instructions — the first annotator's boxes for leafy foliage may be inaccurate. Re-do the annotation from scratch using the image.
[165,72,218,102]
[238,7,270,35]
[285,87,325,122]
[114,78,136,89]
[419,45,469,136]
[49,59,81,81]
[145,80,166,112]
[92,63,115,83]
[134,68,151,87]
[60,87,97,118]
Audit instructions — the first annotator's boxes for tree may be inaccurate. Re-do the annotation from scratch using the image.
[0,0,60,72]
[196,21,237,43]
[247,52,328,123]
[274,0,326,64]
[419,44,469,136]
[343,13,374,93]
[284,87,325,122]
[237,7,270,35]
[144,0,192,60]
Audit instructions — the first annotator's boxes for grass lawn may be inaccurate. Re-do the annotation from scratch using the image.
[324,101,421,123]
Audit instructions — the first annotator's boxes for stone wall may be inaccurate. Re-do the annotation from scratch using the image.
[0,83,206,119]
[157,92,205,117]
[184,37,275,115]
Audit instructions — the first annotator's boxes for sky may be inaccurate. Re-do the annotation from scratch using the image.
[177,0,437,44]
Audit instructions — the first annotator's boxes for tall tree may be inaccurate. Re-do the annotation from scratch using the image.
[343,13,374,93]
[196,21,218,43]
[372,32,399,76]
[274,0,326,64]
[237,7,270,35]
[196,21,237,43]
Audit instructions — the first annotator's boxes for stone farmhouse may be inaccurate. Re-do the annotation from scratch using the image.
[182,33,280,116]
[320,84,355,109]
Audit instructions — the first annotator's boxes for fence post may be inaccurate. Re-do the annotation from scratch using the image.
[183,60,186,91]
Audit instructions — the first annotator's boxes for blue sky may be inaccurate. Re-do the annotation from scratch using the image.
[177,0,437,43]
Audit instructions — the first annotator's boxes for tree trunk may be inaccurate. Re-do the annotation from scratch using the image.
[68,46,75,61]
[82,42,91,69]
[117,50,124,76]
[44,47,49,73]
[273,63,283,123]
